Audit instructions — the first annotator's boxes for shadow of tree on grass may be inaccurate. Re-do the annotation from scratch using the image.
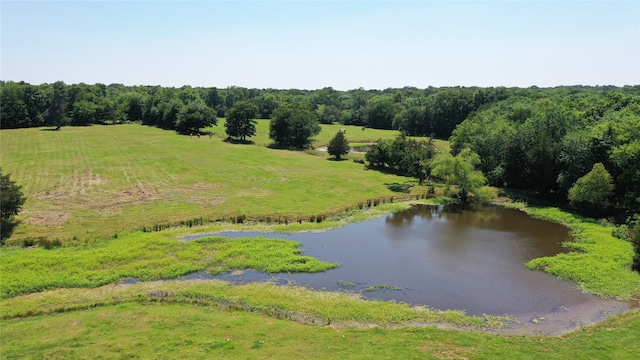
[384,182,415,193]
[0,219,20,245]
[223,137,255,145]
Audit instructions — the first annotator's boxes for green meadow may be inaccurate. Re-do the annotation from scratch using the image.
[1,294,638,359]
[1,123,639,359]
[0,122,430,243]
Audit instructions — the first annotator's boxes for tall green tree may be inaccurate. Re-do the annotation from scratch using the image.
[251,94,279,119]
[318,105,342,124]
[430,149,486,203]
[365,140,391,168]
[0,169,26,222]
[627,215,640,272]
[71,100,97,126]
[450,112,514,186]
[22,84,46,127]
[345,89,368,126]
[365,134,437,183]
[327,131,350,160]
[205,87,224,116]
[225,101,259,141]
[269,102,321,148]
[393,106,426,136]
[175,99,217,134]
[424,89,475,138]
[568,163,615,216]
[118,92,145,122]
[48,81,68,129]
[0,82,29,128]
[609,110,640,208]
[366,98,396,129]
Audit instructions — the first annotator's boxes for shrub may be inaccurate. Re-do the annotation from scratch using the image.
[568,163,614,217]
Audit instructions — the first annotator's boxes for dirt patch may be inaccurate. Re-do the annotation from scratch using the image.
[34,174,105,200]
[25,211,69,227]
[170,183,226,206]
[261,167,290,182]
[31,182,227,219]
[173,183,223,192]
[238,188,272,197]
[414,343,476,359]
[118,187,158,203]
[185,197,226,207]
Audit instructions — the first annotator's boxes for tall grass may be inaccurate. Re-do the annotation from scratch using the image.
[1,289,639,359]
[0,231,337,299]
[0,280,510,329]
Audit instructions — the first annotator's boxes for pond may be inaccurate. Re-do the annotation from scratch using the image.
[183,205,634,334]
[314,145,370,154]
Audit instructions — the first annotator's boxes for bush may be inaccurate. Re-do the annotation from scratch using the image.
[568,163,614,217]
[475,186,498,205]
[626,215,640,272]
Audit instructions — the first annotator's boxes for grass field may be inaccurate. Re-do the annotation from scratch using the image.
[0,123,431,243]
[206,119,450,151]
[2,298,638,359]
[2,123,639,359]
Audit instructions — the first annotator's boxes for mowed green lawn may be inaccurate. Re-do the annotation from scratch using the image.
[0,123,428,243]
[214,119,450,151]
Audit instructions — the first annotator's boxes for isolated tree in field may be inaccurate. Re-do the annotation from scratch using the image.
[175,99,217,134]
[0,169,26,222]
[225,101,259,141]
[269,102,321,148]
[568,162,614,215]
[430,149,486,203]
[327,131,350,160]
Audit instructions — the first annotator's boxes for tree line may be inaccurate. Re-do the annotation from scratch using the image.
[2,81,638,212]
[4,81,633,135]
[449,89,640,213]
[2,80,639,268]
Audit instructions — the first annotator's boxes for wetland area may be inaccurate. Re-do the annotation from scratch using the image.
[183,205,637,335]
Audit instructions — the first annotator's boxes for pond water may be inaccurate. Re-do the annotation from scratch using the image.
[182,205,635,334]
[314,145,370,154]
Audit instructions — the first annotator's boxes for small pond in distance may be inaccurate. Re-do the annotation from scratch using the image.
[183,205,633,334]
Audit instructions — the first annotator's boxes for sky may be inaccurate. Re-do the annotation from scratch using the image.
[1,1,639,90]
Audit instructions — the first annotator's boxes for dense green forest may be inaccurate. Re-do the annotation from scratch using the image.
[2,81,639,253]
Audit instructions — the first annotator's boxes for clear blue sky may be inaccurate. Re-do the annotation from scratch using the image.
[1,1,638,90]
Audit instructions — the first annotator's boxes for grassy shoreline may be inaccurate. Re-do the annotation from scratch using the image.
[499,201,640,299]
[0,279,510,329]
[2,295,639,359]
[3,198,638,303]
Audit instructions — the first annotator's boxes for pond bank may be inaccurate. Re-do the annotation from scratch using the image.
[180,202,640,335]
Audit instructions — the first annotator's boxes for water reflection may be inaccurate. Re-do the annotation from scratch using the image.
[182,205,631,327]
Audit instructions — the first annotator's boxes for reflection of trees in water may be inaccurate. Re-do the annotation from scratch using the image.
[389,204,530,230]
[385,204,462,227]
[385,204,570,254]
